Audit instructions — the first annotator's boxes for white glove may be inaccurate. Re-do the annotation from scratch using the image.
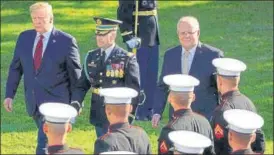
[126,37,141,49]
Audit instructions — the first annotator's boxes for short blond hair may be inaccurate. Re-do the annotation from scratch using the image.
[177,16,200,32]
[106,104,131,118]
[29,2,53,18]
[169,91,194,106]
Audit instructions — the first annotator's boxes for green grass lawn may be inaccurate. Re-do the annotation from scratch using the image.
[1,1,273,154]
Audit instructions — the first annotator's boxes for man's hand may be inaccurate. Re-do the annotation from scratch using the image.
[126,37,141,49]
[3,98,13,112]
[151,114,161,128]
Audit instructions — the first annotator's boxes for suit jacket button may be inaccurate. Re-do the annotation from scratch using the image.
[99,80,102,83]
[100,72,103,76]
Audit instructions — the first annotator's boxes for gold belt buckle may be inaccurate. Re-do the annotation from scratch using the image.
[92,88,100,94]
[133,10,157,16]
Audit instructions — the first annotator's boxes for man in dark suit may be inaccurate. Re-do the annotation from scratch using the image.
[117,0,160,121]
[70,17,140,138]
[152,16,224,128]
[39,103,84,154]
[3,2,81,154]
[94,87,151,154]
[211,58,265,155]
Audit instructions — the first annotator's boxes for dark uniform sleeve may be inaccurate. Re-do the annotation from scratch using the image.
[5,33,24,99]
[153,51,170,116]
[158,126,174,154]
[204,127,216,155]
[117,0,135,42]
[211,107,231,155]
[94,139,112,154]
[251,128,265,153]
[125,54,141,122]
[70,65,91,111]
[65,37,82,94]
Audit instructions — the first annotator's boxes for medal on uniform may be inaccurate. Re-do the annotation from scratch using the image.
[119,62,125,78]
[88,61,96,67]
[106,65,111,77]
[112,80,117,85]
[115,64,119,77]
[110,64,115,77]
[119,69,124,78]
[111,70,114,77]
[120,61,124,69]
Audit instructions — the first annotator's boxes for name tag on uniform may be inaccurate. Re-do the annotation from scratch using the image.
[88,62,96,67]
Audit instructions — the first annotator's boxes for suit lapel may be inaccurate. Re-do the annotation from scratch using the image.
[189,42,203,75]
[174,46,182,73]
[28,30,37,74]
[36,28,56,75]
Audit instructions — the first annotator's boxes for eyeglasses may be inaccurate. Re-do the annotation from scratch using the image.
[31,16,49,21]
[178,30,198,36]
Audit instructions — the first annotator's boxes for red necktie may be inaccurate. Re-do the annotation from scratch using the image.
[34,35,44,71]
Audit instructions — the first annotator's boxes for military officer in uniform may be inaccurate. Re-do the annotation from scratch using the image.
[157,74,214,155]
[39,102,84,154]
[117,0,160,121]
[94,87,151,154]
[211,58,265,155]
[168,130,212,155]
[70,17,140,138]
[223,109,264,155]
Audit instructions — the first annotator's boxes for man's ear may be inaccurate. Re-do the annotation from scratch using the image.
[217,75,222,89]
[105,106,111,116]
[167,93,172,103]
[251,133,256,143]
[228,131,232,141]
[49,16,53,24]
[43,123,48,134]
[67,123,72,133]
[129,105,133,113]
[192,93,196,102]
[197,30,200,37]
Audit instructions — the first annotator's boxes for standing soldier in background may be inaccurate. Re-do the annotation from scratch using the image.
[70,17,140,138]
[117,0,160,121]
